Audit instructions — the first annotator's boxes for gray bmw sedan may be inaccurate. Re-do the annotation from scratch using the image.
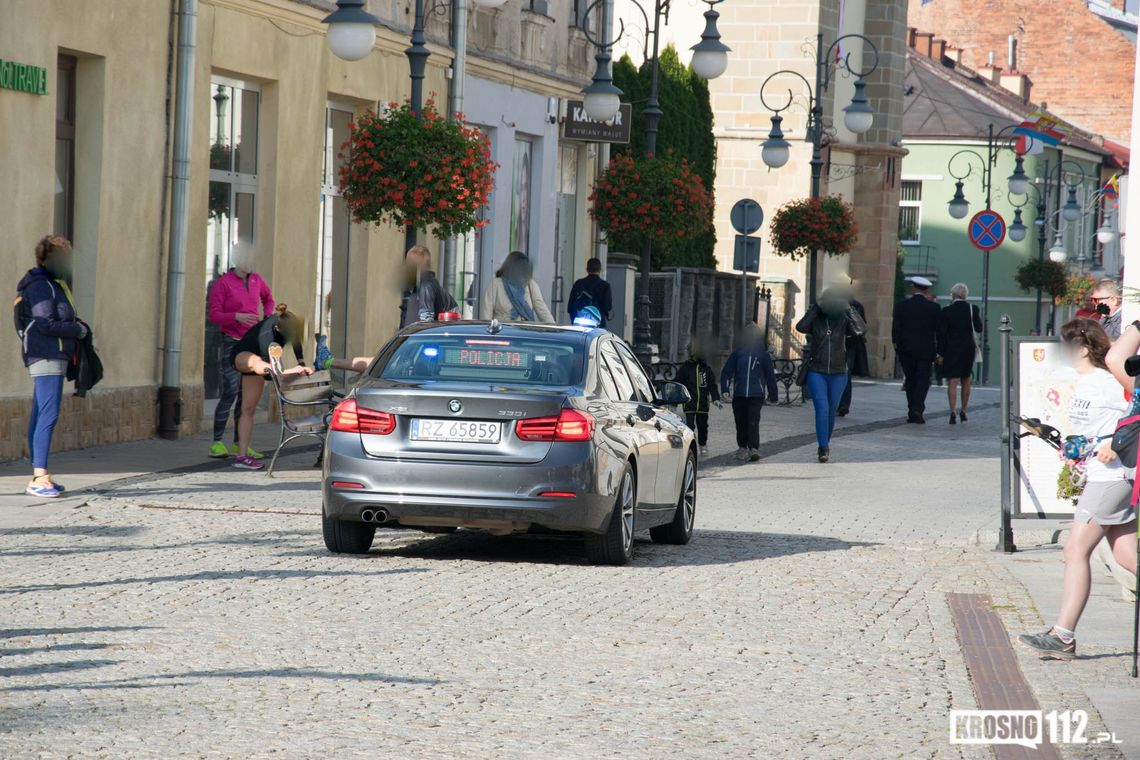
[321,321,696,565]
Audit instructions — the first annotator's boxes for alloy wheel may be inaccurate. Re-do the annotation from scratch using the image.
[682,458,696,532]
[620,471,635,552]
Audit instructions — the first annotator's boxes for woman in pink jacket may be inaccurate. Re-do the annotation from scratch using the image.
[206,243,274,460]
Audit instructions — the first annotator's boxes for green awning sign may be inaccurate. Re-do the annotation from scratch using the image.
[0,58,48,96]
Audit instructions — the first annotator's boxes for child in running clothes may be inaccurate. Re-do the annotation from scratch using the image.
[1018,318,1137,660]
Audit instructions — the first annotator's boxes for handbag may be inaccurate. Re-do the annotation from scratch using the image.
[795,353,810,386]
[1110,383,1140,506]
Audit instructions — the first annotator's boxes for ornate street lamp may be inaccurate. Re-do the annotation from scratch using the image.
[758,33,881,306]
[1007,208,1028,243]
[582,0,729,367]
[1048,236,1067,263]
[948,181,970,220]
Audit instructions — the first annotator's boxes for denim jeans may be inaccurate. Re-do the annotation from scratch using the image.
[805,371,849,448]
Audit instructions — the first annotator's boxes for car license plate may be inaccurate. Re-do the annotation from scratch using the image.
[410,419,501,444]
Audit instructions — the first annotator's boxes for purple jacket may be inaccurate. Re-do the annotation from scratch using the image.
[16,268,85,367]
[208,270,275,340]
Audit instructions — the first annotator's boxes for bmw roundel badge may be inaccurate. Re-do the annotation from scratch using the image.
[448,399,462,414]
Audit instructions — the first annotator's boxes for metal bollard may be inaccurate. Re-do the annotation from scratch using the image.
[996,315,1016,553]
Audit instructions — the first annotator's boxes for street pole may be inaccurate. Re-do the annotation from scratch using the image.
[1031,159,1050,334]
[404,0,430,254]
[631,0,665,369]
[806,32,825,309]
[980,124,994,386]
[997,314,1016,553]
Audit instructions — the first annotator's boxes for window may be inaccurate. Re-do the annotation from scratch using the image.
[54,54,77,240]
[204,77,260,399]
[377,334,585,387]
[898,180,922,245]
[510,138,533,255]
[571,0,593,31]
[613,341,654,402]
[600,344,636,401]
[528,0,550,15]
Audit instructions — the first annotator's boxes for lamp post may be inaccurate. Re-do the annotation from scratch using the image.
[323,0,504,253]
[944,123,1028,384]
[758,34,880,307]
[581,0,729,368]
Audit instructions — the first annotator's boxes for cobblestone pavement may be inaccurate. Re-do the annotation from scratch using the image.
[0,385,1133,758]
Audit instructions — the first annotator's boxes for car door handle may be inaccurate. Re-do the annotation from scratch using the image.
[654,420,663,431]
[626,414,635,426]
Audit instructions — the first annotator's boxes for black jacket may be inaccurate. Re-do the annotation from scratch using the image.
[67,330,103,398]
[796,305,866,374]
[567,274,613,327]
[846,298,870,377]
[675,359,717,413]
[401,271,457,328]
[936,300,983,357]
[892,294,942,361]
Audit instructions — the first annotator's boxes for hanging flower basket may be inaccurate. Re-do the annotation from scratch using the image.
[1014,259,1067,298]
[768,196,858,260]
[338,99,497,238]
[1058,273,1096,307]
[588,152,713,243]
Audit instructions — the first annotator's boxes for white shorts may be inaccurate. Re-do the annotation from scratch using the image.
[1075,479,1139,526]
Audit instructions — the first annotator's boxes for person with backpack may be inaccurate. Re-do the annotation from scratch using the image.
[675,337,718,456]
[720,324,779,462]
[567,258,613,329]
[400,245,457,328]
[15,235,88,498]
[1018,318,1136,660]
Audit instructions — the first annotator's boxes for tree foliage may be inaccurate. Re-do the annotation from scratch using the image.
[609,46,717,269]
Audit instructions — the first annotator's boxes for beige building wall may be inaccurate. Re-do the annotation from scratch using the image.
[0,0,598,462]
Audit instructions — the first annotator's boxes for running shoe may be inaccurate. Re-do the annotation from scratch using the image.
[1018,629,1076,660]
[232,455,264,471]
[209,441,229,458]
[228,444,264,460]
[26,482,61,498]
[315,334,334,371]
[748,449,761,462]
[734,447,748,462]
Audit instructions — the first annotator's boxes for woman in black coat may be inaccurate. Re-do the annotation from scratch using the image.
[938,282,983,425]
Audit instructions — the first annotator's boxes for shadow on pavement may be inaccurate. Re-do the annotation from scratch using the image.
[0,626,156,639]
[0,666,441,693]
[348,527,875,567]
[0,529,316,558]
[0,525,144,538]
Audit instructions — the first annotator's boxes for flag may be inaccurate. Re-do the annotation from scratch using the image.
[1014,110,1067,151]
[1104,173,1120,199]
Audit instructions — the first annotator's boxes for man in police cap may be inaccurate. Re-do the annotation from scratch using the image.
[892,276,941,423]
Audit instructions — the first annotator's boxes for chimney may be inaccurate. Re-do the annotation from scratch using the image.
[999,71,1032,101]
[931,37,947,61]
[976,62,1003,84]
[914,31,934,58]
[945,45,962,64]
[907,27,917,48]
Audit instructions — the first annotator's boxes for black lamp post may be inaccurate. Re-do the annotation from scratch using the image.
[758,34,880,308]
[581,0,729,368]
[944,123,1029,384]
[323,0,504,252]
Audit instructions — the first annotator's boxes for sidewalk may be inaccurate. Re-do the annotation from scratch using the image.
[0,421,289,529]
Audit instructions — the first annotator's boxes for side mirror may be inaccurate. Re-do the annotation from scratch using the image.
[658,381,691,406]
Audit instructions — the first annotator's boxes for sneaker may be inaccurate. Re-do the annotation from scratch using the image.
[1018,629,1076,660]
[232,455,264,471]
[818,446,830,463]
[748,449,760,462]
[734,447,748,461]
[26,481,61,498]
[228,444,264,460]
[315,333,334,371]
[209,441,229,458]
[700,446,710,457]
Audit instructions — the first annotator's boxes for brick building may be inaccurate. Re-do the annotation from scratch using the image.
[906,0,1137,144]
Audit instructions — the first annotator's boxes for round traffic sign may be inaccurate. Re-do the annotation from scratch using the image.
[730,198,763,235]
[968,209,1006,252]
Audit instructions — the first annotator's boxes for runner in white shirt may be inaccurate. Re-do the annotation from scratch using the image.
[1019,318,1137,660]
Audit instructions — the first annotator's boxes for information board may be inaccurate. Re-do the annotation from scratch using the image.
[1013,337,1078,517]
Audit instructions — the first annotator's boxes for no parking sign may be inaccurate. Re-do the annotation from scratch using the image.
[968,210,1006,251]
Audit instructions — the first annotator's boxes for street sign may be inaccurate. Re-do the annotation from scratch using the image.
[730,198,763,235]
[734,234,760,273]
[562,100,633,144]
[968,209,1007,252]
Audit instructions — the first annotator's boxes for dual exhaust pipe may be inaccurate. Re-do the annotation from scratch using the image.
[360,508,390,524]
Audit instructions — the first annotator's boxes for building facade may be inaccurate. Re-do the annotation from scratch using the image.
[615,0,910,375]
[0,0,601,461]
[901,31,1123,368]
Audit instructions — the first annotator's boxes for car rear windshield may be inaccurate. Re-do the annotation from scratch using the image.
[376,334,585,387]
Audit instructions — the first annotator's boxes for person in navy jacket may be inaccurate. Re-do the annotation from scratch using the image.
[720,324,779,462]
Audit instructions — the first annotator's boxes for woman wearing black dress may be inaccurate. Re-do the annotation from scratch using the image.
[938,283,983,424]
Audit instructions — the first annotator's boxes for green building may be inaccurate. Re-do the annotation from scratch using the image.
[900,41,1123,379]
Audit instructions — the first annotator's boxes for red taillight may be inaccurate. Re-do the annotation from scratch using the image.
[515,409,594,442]
[331,481,364,490]
[539,491,577,498]
[330,399,396,435]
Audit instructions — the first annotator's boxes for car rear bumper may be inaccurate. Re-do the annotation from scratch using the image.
[321,432,616,533]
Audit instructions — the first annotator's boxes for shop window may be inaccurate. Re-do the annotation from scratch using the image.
[898,180,922,245]
[510,138,533,255]
[54,54,77,240]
